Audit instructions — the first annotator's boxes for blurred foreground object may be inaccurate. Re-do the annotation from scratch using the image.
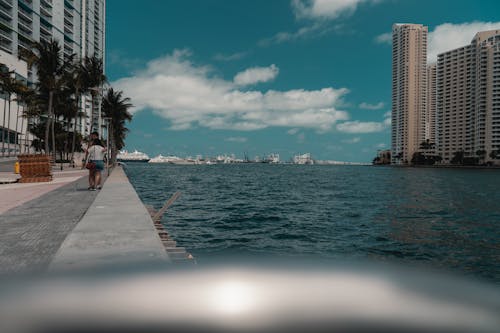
[1,263,499,333]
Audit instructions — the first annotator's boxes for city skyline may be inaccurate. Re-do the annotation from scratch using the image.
[106,0,500,162]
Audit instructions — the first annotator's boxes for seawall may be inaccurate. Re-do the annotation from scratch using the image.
[50,166,170,271]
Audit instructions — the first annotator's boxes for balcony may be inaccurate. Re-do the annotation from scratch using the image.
[0,29,12,53]
[0,14,11,28]
[18,10,32,24]
[64,27,73,37]
[0,6,12,22]
[39,26,51,40]
[39,6,52,20]
[64,16,73,27]
[40,0,52,8]
[18,21,32,36]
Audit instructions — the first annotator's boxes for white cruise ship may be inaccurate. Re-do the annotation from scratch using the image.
[293,153,314,165]
[116,150,150,162]
[149,155,198,165]
[263,153,280,164]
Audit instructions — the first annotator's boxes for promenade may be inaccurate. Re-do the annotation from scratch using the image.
[0,161,169,275]
[0,166,98,275]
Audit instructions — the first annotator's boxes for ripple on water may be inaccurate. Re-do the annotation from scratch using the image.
[124,163,500,283]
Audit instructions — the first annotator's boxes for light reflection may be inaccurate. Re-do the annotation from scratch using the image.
[211,280,257,315]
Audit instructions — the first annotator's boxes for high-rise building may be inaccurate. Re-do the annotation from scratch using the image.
[426,63,437,144]
[436,30,500,163]
[391,23,428,164]
[0,0,105,156]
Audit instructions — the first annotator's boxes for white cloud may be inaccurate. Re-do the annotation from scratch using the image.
[374,32,392,44]
[427,21,500,62]
[292,0,379,20]
[337,121,385,133]
[287,128,300,135]
[376,143,387,149]
[260,0,385,46]
[259,22,334,46]
[234,64,279,86]
[359,101,384,110]
[382,111,392,126]
[342,137,361,144]
[225,137,248,143]
[214,52,248,61]
[113,50,350,132]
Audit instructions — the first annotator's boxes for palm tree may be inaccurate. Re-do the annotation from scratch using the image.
[476,149,487,165]
[82,56,106,134]
[67,59,89,162]
[451,150,465,165]
[19,39,74,157]
[15,84,40,153]
[489,150,499,160]
[419,139,435,151]
[13,82,31,153]
[102,88,132,163]
[0,71,21,157]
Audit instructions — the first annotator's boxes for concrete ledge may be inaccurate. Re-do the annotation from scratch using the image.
[50,166,170,271]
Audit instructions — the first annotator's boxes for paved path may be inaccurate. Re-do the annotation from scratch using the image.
[0,169,89,214]
[0,175,99,275]
[50,166,170,271]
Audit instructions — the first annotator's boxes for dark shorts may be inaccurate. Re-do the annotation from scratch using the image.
[93,160,104,171]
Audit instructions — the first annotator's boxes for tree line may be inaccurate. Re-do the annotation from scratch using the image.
[374,139,500,165]
[0,39,132,163]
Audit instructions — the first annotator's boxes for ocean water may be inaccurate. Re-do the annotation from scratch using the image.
[124,163,500,282]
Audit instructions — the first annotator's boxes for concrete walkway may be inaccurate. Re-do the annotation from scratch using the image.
[0,169,89,214]
[50,166,170,271]
[0,174,99,275]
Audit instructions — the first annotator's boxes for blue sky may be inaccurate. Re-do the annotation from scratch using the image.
[105,0,500,162]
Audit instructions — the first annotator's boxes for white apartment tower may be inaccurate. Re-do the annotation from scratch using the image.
[426,63,437,144]
[436,30,500,163]
[391,23,428,164]
[0,0,105,156]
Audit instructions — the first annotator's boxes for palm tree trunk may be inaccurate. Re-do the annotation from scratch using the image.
[51,114,56,160]
[44,90,54,155]
[15,102,20,155]
[90,92,95,134]
[111,123,117,164]
[70,91,80,163]
[1,98,6,156]
[23,115,29,154]
[20,108,25,153]
[7,98,11,157]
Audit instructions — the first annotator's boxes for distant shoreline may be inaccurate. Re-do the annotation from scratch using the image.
[376,164,500,170]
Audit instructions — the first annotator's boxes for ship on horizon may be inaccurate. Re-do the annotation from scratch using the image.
[117,150,150,162]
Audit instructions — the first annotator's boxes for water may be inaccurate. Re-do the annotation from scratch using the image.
[124,163,500,282]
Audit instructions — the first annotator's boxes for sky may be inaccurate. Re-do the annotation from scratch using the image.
[105,0,500,163]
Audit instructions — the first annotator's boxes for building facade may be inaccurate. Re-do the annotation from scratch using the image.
[391,23,428,164]
[436,30,500,163]
[0,0,105,156]
[426,63,436,144]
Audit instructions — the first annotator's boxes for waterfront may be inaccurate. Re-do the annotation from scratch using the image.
[124,163,500,282]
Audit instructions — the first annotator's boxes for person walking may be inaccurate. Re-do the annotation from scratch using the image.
[85,137,106,190]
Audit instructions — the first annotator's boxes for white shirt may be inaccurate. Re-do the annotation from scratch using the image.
[89,145,106,160]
